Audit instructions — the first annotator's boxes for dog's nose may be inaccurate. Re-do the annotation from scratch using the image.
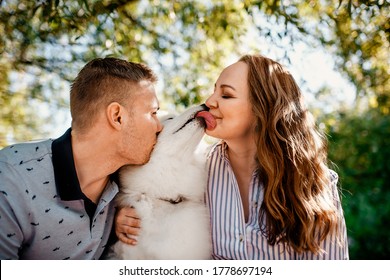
[200,103,209,111]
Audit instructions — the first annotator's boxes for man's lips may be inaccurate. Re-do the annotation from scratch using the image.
[195,111,217,130]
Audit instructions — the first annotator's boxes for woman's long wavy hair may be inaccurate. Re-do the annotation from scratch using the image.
[239,54,340,254]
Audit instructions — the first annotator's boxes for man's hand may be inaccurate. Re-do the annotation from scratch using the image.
[115,206,141,245]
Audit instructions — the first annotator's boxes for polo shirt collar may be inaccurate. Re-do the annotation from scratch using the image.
[52,128,83,201]
[52,128,120,202]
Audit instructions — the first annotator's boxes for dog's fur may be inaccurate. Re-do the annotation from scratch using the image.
[107,105,212,259]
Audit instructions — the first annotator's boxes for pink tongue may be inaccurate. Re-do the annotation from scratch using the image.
[196,111,217,130]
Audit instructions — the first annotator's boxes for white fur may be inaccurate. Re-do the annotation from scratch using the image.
[107,105,212,259]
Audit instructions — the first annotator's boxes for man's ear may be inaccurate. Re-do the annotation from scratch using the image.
[106,102,123,130]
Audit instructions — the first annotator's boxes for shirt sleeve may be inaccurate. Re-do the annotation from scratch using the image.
[0,161,28,260]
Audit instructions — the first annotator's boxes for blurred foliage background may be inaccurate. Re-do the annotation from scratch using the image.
[0,0,389,259]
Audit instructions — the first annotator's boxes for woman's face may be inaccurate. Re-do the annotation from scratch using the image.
[205,61,256,142]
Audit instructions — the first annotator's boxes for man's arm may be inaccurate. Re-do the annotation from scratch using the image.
[0,162,25,260]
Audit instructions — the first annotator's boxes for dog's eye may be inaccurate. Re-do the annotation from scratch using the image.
[171,196,183,204]
[159,196,186,204]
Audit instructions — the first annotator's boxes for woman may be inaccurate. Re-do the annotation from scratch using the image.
[204,54,348,259]
[115,54,349,260]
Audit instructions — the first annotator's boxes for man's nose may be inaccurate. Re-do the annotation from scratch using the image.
[157,121,163,133]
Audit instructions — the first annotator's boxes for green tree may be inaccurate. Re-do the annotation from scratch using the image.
[326,108,390,259]
[0,0,389,259]
[1,0,388,144]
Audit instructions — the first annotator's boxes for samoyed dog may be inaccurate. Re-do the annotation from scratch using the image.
[107,104,216,259]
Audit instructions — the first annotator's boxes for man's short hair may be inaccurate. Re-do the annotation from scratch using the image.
[70,57,157,131]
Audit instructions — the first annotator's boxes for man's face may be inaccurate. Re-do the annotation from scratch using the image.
[120,80,162,165]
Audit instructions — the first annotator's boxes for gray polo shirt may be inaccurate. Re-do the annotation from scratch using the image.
[0,129,119,259]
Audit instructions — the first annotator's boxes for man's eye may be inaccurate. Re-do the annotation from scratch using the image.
[222,95,232,99]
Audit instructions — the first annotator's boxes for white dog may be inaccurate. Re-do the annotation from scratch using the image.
[107,104,215,259]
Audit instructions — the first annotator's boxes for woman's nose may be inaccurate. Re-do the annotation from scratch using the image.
[205,93,217,109]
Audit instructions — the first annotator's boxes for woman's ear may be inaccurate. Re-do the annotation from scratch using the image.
[106,102,123,130]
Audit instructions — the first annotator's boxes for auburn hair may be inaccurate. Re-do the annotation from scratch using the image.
[239,54,340,254]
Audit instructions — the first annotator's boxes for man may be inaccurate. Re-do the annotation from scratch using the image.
[0,58,162,259]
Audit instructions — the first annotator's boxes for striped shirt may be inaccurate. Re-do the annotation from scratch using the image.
[206,141,349,260]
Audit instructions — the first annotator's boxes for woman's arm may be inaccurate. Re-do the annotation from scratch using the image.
[115,207,141,245]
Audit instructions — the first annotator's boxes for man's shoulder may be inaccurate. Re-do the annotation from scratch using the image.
[0,139,53,166]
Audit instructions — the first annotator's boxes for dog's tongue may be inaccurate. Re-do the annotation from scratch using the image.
[196,111,217,130]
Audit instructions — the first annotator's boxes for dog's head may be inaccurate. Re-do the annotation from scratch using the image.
[118,104,216,201]
[152,104,215,157]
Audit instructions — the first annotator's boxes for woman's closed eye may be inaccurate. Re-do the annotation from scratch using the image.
[221,92,235,99]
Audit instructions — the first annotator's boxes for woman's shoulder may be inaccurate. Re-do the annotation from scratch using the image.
[327,169,343,206]
[329,169,339,183]
[206,140,225,158]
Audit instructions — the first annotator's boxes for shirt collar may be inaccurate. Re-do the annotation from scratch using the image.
[51,128,120,201]
[52,128,83,201]
[219,140,260,176]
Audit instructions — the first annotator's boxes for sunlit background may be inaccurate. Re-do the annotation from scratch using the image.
[1,0,389,259]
